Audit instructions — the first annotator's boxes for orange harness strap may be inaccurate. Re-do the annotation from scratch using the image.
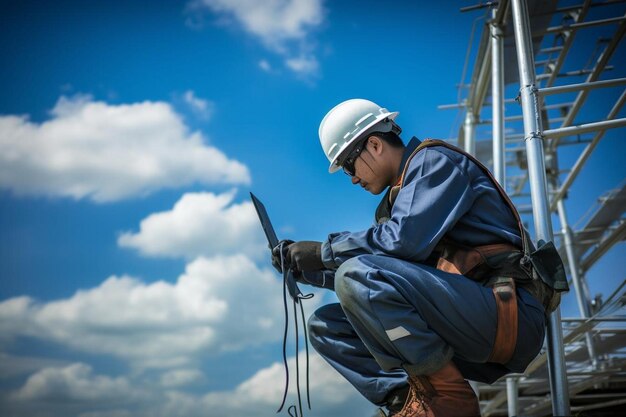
[435,242,519,365]
[488,279,518,364]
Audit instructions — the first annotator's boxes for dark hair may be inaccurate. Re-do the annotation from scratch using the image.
[367,130,404,149]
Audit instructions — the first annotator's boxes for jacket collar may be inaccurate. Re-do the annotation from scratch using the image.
[398,137,421,177]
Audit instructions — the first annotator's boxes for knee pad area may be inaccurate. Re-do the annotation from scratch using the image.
[335,256,374,310]
[334,258,358,294]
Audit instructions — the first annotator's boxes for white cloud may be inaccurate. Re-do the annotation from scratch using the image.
[0,255,299,369]
[259,59,272,72]
[119,352,375,417]
[118,190,267,260]
[172,353,376,417]
[188,0,325,77]
[286,54,319,75]
[11,363,141,404]
[4,352,375,417]
[234,352,356,406]
[0,265,368,417]
[0,95,249,202]
[181,90,214,120]
[0,352,70,379]
[190,0,323,49]
[159,369,205,388]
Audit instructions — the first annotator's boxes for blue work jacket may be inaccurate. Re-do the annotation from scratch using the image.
[303,137,522,289]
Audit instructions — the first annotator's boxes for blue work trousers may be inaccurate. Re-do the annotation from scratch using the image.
[308,255,546,405]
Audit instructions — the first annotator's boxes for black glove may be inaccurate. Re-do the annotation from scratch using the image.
[271,239,294,273]
[286,241,324,272]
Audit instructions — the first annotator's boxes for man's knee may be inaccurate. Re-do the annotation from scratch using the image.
[308,304,342,351]
[334,255,373,307]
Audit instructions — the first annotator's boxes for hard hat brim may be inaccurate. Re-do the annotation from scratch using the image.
[328,111,399,173]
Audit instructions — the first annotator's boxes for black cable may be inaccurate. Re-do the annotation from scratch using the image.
[275,241,315,416]
[293,297,303,417]
[277,246,290,413]
[299,299,312,410]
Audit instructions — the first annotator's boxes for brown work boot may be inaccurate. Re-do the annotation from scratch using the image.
[391,375,435,417]
[392,362,481,417]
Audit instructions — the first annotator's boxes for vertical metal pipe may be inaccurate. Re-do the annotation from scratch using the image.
[491,8,506,187]
[494,8,516,412]
[464,110,476,156]
[506,377,519,416]
[556,196,598,366]
[510,0,571,415]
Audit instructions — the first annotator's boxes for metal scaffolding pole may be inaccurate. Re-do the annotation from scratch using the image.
[491,8,518,411]
[549,90,626,212]
[491,7,505,187]
[464,110,477,156]
[545,110,597,366]
[510,0,571,415]
[544,15,626,34]
[580,220,626,271]
[556,192,598,367]
[543,0,591,88]
[543,118,626,139]
[540,77,626,96]
[550,12,626,151]
[506,377,519,417]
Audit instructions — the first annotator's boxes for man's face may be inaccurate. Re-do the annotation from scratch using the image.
[345,140,388,195]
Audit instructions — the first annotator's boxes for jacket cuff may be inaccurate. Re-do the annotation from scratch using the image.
[321,239,338,270]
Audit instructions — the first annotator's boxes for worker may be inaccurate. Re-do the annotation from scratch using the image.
[271,99,565,416]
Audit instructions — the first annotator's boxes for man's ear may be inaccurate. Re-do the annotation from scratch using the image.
[367,135,384,155]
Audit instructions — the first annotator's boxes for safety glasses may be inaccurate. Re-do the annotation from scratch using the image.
[341,141,366,176]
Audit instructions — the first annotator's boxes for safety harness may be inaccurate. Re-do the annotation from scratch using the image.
[376,139,568,365]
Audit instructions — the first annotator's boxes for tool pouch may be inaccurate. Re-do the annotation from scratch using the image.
[525,239,568,292]
[517,239,567,313]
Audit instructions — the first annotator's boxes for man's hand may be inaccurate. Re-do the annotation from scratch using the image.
[286,241,324,272]
[271,239,294,273]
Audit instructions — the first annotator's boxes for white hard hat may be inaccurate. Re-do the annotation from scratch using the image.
[319,99,399,173]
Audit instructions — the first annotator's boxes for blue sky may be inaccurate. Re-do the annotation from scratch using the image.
[0,1,624,416]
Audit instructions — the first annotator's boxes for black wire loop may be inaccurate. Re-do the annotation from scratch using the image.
[276,241,313,417]
[287,405,298,417]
